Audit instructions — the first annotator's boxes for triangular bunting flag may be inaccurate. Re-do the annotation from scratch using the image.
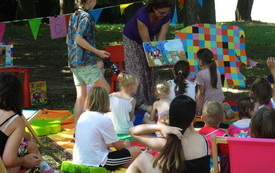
[170,8,178,26]
[65,14,72,30]
[178,0,185,7]
[120,3,133,15]
[28,18,42,40]
[0,23,6,42]
[197,0,203,6]
[49,14,67,39]
[89,9,103,24]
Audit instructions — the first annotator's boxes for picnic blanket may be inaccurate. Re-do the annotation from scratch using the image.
[39,103,237,172]
[40,110,150,173]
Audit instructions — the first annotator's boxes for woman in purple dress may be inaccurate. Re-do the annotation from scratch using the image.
[123,0,173,107]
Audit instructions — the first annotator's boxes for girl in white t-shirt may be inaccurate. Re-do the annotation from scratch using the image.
[106,72,139,134]
[73,86,140,171]
[167,60,196,101]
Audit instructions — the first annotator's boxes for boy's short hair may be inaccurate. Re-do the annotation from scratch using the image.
[237,96,255,119]
[86,86,110,113]
[202,101,224,127]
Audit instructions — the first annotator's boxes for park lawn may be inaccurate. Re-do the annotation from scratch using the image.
[2,21,275,171]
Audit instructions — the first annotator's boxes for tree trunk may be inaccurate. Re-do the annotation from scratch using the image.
[235,0,254,22]
[16,0,36,19]
[60,0,77,14]
[183,0,216,27]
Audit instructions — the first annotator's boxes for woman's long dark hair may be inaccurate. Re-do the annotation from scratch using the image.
[146,0,174,12]
[0,74,23,116]
[153,95,196,173]
[197,48,218,89]
[174,60,190,96]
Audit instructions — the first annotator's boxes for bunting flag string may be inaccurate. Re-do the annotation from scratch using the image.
[170,2,178,26]
[28,18,42,40]
[120,3,134,15]
[0,23,6,42]
[197,0,203,7]
[0,1,146,40]
[0,0,200,40]
[178,0,185,7]
[88,9,103,24]
[49,14,67,39]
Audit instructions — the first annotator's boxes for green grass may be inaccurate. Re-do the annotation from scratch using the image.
[4,21,275,102]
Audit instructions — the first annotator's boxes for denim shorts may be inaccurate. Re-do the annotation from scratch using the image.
[71,65,102,85]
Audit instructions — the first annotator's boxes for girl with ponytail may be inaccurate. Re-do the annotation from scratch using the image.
[126,95,210,173]
[167,60,196,101]
[195,48,225,116]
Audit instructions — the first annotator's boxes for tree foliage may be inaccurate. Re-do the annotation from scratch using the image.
[182,0,216,27]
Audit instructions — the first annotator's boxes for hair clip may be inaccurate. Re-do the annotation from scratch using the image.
[122,71,128,78]
[178,70,183,74]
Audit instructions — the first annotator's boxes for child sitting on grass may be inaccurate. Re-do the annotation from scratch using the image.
[227,96,256,137]
[167,60,196,101]
[106,72,139,134]
[143,81,171,125]
[73,86,141,171]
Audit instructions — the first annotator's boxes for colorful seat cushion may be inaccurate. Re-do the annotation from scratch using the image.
[61,161,110,173]
[26,119,61,136]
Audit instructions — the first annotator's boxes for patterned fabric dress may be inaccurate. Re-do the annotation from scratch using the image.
[122,7,171,106]
[123,35,158,106]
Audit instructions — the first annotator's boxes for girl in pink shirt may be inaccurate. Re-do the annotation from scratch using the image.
[227,96,256,138]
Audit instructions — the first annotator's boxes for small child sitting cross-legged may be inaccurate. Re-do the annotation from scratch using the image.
[73,86,141,171]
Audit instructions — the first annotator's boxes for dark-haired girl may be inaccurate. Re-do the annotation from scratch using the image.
[126,95,210,173]
[195,48,225,116]
[168,60,196,101]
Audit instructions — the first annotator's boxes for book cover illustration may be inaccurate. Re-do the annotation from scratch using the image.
[0,42,14,67]
[30,81,47,106]
[143,39,187,67]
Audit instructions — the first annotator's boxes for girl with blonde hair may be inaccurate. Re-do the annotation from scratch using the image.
[106,72,139,134]
[143,81,171,125]
[74,86,141,171]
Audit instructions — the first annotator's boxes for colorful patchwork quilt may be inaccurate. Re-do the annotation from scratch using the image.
[175,23,257,88]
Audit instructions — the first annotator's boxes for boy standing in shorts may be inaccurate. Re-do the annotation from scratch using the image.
[67,0,110,124]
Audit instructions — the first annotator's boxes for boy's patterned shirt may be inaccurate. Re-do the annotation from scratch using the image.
[67,9,97,68]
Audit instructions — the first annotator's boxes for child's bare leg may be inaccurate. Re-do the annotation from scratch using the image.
[142,112,156,124]
[74,84,87,125]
